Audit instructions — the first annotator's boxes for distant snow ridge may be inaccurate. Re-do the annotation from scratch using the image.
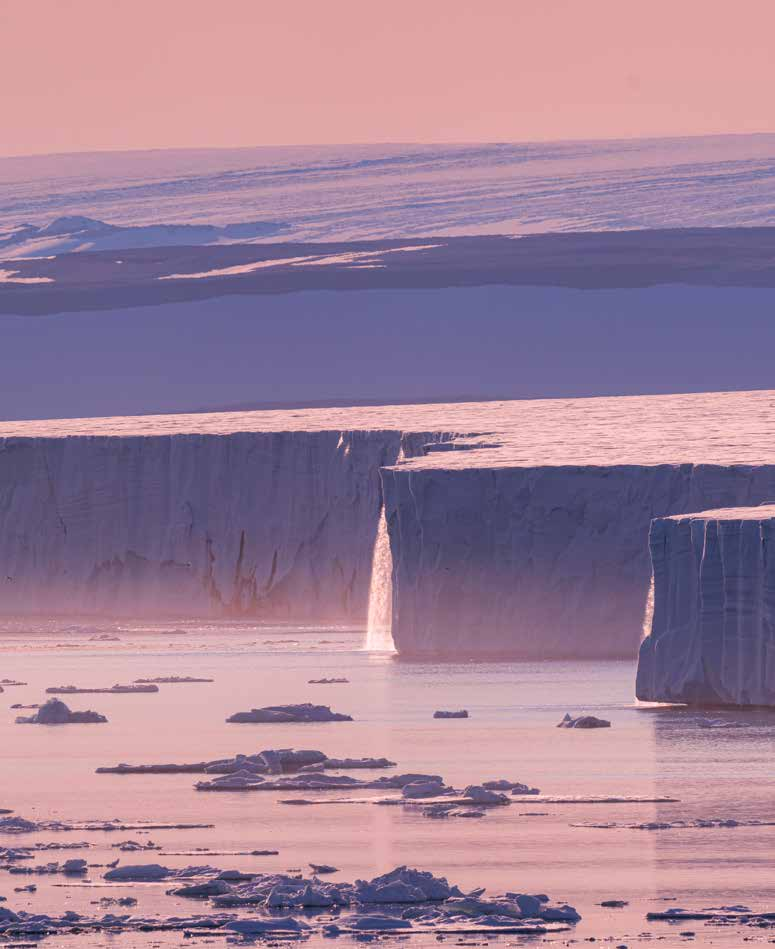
[0,216,286,258]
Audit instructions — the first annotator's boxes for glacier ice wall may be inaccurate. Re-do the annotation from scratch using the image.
[0,430,420,619]
[637,508,775,705]
[382,463,775,659]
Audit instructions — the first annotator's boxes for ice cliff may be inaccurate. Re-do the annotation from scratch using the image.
[0,429,441,620]
[4,390,775,659]
[637,505,775,705]
[382,463,775,659]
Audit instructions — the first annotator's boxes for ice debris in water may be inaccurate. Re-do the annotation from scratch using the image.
[196,771,407,792]
[104,864,219,881]
[557,713,611,729]
[0,864,585,939]
[134,676,214,683]
[226,703,353,723]
[97,747,394,775]
[308,677,349,684]
[0,816,212,835]
[433,709,469,718]
[401,779,454,799]
[45,683,158,694]
[575,817,775,831]
[6,858,87,876]
[483,779,540,795]
[15,699,107,725]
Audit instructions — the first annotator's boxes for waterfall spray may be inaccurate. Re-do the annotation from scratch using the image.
[365,507,395,651]
[642,574,654,639]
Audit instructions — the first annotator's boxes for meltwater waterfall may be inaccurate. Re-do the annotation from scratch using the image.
[365,507,395,651]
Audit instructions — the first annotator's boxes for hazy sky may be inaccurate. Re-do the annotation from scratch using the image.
[2,0,774,157]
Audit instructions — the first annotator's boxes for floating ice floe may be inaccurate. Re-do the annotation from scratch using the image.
[134,676,213,684]
[111,839,160,851]
[226,916,310,934]
[315,756,394,770]
[574,817,775,831]
[461,786,510,805]
[46,683,158,694]
[433,709,469,718]
[401,779,454,799]
[308,677,349,684]
[0,864,584,940]
[104,863,219,882]
[421,803,477,819]
[226,703,353,723]
[483,779,540,795]
[15,699,107,725]
[97,747,395,778]
[170,879,233,898]
[0,841,89,859]
[0,816,212,835]
[196,771,403,793]
[645,905,775,923]
[557,713,611,729]
[5,858,87,876]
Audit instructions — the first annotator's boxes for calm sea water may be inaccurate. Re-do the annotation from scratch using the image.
[2,620,775,946]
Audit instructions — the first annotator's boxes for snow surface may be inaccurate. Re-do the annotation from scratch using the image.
[0,216,285,259]
[4,390,775,658]
[4,136,775,244]
[3,387,775,467]
[637,505,775,705]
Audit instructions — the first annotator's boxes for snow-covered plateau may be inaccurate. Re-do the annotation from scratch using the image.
[4,135,775,246]
[4,389,775,659]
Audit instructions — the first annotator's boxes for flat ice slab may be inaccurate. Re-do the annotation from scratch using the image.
[637,505,775,705]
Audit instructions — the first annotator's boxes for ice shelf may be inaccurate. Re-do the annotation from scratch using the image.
[4,389,775,659]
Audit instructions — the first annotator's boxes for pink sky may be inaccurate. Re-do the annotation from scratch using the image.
[2,0,774,157]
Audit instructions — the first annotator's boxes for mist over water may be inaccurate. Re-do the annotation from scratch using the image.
[366,507,395,652]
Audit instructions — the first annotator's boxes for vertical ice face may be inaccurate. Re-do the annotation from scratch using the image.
[382,463,775,659]
[365,506,395,651]
[637,506,775,706]
[0,430,405,620]
[5,390,775,662]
